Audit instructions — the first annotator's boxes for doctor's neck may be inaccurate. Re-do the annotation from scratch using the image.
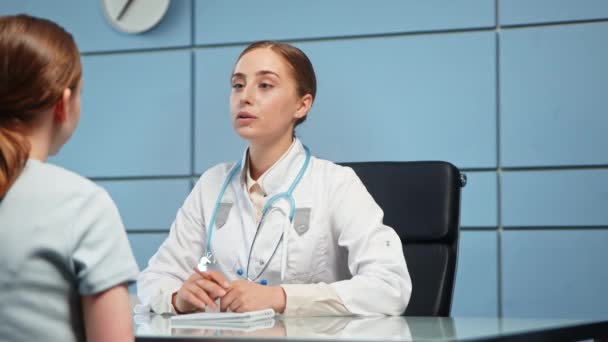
[247,132,294,180]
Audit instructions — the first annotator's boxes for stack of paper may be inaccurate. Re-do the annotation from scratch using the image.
[170,309,276,331]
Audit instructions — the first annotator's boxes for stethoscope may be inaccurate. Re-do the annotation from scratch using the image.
[198,145,311,285]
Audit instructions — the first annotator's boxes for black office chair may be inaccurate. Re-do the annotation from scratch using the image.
[340,161,465,317]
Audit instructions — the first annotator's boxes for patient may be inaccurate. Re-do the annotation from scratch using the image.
[0,14,138,342]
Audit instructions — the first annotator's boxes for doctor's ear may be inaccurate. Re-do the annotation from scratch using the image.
[53,88,72,123]
[294,94,313,120]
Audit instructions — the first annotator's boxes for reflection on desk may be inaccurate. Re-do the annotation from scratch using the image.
[283,316,412,340]
[135,314,608,341]
[135,314,412,340]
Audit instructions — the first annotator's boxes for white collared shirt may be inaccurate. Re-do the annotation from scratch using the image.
[246,168,265,223]
[137,138,411,316]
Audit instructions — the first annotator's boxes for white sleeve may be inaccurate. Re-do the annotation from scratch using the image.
[137,178,206,314]
[329,168,412,316]
[281,282,351,316]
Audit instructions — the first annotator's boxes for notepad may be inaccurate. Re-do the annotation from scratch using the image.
[170,308,275,325]
[171,317,276,332]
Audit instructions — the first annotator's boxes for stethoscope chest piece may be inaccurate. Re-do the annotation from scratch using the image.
[197,251,216,272]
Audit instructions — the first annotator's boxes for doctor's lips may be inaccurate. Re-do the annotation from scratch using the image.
[236,111,258,124]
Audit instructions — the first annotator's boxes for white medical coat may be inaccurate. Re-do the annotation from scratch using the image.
[138,139,411,316]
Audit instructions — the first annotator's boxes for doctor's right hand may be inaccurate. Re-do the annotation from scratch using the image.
[172,269,231,313]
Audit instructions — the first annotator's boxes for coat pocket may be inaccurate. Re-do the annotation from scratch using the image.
[215,202,233,229]
[293,207,311,236]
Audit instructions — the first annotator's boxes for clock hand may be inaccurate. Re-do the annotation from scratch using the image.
[116,0,135,21]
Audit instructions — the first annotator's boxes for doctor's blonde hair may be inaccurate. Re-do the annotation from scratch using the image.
[0,15,81,199]
[236,41,317,127]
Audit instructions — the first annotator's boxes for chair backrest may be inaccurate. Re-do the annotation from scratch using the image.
[340,161,465,317]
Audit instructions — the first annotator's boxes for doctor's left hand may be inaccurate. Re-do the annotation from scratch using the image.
[219,280,286,313]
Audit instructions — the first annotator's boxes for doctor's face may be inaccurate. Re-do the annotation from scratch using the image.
[230,48,306,144]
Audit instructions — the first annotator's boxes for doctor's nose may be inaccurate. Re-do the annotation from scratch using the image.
[239,84,255,106]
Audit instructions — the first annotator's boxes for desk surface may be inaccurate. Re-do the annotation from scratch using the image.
[134,314,608,341]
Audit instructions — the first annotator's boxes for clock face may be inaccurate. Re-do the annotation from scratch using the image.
[101,0,171,34]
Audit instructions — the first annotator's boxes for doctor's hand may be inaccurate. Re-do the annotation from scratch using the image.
[172,270,231,313]
[219,280,286,313]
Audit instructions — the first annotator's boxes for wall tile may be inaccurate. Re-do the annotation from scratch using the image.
[52,51,192,177]
[98,179,191,230]
[195,0,494,44]
[461,172,498,228]
[502,170,608,227]
[128,232,169,271]
[452,231,499,317]
[500,23,608,167]
[503,230,608,319]
[500,0,608,26]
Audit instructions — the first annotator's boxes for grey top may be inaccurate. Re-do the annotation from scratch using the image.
[0,159,139,342]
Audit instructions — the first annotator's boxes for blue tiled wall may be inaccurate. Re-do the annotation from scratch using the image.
[500,23,608,167]
[499,0,608,26]
[3,1,607,319]
[452,231,498,317]
[55,51,193,177]
[502,230,608,319]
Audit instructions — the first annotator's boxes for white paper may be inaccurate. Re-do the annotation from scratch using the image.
[170,308,275,324]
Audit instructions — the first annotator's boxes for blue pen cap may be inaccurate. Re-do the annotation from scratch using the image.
[236,268,244,276]
[260,279,268,286]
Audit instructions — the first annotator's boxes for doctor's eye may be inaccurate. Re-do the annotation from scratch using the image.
[231,82,244,90]
[259,82,273,90]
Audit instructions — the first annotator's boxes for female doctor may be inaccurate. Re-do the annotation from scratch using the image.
[138,41,411,316]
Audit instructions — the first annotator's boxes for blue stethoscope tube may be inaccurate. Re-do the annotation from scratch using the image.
[205,145,311,285]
